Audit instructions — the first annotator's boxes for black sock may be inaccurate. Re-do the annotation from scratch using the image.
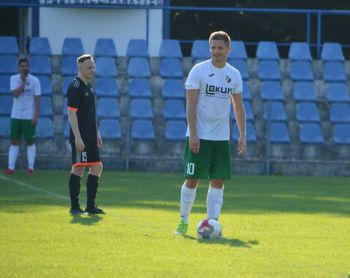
[86,174,99,209]
[69,173,81,209]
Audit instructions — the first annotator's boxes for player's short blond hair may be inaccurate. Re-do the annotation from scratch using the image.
[77,54,94,64]
[209,31,231,47]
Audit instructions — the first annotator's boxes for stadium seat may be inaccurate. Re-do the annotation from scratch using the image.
[62,76,74,95]
[0,116,10,137]
[321,42,344,62]
[296,102,320,123]
[40,97,53,117]
[0,36,18,55]
[299,123,324,144]
[260,81,284,101]
[0,55,18,74]
[191,40,210,61]
[30,37,52,56]
[288,42,312,62]
[160,58,183,78]
[333,124,350,145]
[165,120,187,141]
[162,79,185,99]
[62,38,84,56]
[323,62,346,82]
[99,118,121,139]
[228,59,249,80]
[268,122,290,143]
[232,101,254,121]
[232,121,256,142]
[330,103,350,123]
[257,60,281,80]
[0,95,12,115]
[62,56,77,76]
[95,77,119,98]
[127,58,151,78]
[128,78,152,98]
[163,99,186,120]
[94,38,117,57]
[130,98,153,119]
[64,119,70,138]
[0,75,10,94]
[293,82,317,102]
[30,56,51,75]
[290,61,314,81]
[229,40,248,60]
[326,82,350,102]
[37,75,52,96]
[159,39,183,59]
[131,119,155,140]
[127,39,149,58]
[96,98,120,118]
[36,117,54,138]
[256,41,279,61]
[95,57,117,77]
[263,101,287,122]
[63,98,68,117]
[242,82,252,101]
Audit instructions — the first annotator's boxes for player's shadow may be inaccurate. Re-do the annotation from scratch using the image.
[185,235,259,248]
[70,214,103,225]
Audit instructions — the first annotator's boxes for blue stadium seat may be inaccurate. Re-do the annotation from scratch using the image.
[162,79,185,99]
[191,40,210,61]
[30,37,52,56]
[321,42,344,62]
[94,38,117,57]
[296,102,320,122]
[258,60,281,80]
[323,62,346,82]
[62,38,84,56]
[0,117,10,137]
[330,103,350,123]
[95,57,117,77]
[40,97,53,117]
[159,39,183,59]
[242,82,252,101]
[299,123,324,144]
[163,99,186,120]
[290,61,314,81]
[0,55,18,74]
[333,124,350,145]
[36,117,54,138]
[232,101,254,121]
[130,98,153,119]
[0,36,18,55]
[96,98,120,118]
[0,95,12,115]
[127,39,149,58]
[160,58,183,78]
[30,56,51,75]
[64,119,70,138]
[127,58,151,78]
[99,118,121,139]
[165,120,187,141]
[131,119,155,140]
[288,42,312,62]
[37,75,52,96]
[62,56,77,76]
[263,101,287,122]
[95,77,119,98]
[256,41,279,61]
[129,78,152,98]
[62,76,74,95]
[326,82,350,102]
[228,59,249,80]
[268,122,290,143]
[232,121,256,143]
[63,98,68,117]
[260,81,284,101]
[229,41,248,60]
[0,75,10,94]
[293,82,317,102]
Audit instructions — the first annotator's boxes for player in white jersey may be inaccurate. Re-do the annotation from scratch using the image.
[4,57,41,175]
[174,31,247,236]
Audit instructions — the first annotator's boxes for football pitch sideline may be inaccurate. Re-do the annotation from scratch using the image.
[0,170,349,278]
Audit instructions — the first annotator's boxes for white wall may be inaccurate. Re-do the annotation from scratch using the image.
[39,8,162,56]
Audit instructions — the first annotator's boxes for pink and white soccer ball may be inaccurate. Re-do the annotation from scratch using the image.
[197,219,222,240]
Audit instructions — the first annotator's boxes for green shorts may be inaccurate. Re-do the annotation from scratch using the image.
[10,119,36,141]
[184,138,232,180]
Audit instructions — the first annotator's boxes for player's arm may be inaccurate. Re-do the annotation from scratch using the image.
[10,76,26,97]
[96,122,102,148]
[186,89,200,153]
[32,95,40,125]
[231,93,247,155]
[68,110,85,152]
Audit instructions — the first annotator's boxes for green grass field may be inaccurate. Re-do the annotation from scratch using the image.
[0,170,349,278]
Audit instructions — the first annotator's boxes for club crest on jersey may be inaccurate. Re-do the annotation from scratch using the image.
[85,91,89,96]
[208,73,215,77]
[226,75,232,83]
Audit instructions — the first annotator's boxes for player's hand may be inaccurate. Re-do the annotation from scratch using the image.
[31,116,38,126]
[97,133,103,148]
[189,135,200,154]
[237,135,247,156]
[75,137,85,152]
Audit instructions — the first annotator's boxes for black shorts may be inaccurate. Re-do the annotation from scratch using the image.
[71,141,101,167]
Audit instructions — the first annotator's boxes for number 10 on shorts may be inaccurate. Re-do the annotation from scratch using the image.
[186,163,195,175]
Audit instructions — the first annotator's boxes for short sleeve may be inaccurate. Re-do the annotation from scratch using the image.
[67,83,81,112]
[33,77,41,96]
[185,64,202,90]
[232,70,243,94]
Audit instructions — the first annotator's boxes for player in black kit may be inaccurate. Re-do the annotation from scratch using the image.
[67,54,105,214]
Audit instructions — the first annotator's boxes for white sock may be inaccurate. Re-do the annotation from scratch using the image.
[206,186,224,220]
[8,145,19,170]
[27,144,36,170]
[179,183,197,224]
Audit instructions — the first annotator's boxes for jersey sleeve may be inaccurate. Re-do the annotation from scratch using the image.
[33,77,41,96]
[67,83,81,112]
[10,75,17,91]
[185,64,202,90]
[232,70,243,94]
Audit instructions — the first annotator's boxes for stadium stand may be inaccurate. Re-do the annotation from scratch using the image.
[0,117,10,137]
[228,59,249,80]
[162,78,185,99]
[191,40,210,62]
[95,77,119,98]
[290,61,314,81]
[232,121,256,143]
[299,123,324,144]
[127,57,151,78]
[130,98,153,119]
[329,103,350,123]
[229,40,248,60]
[37,75,53,96]
[0,75,10,94]
[0,95,12,115]
[99,118,121,139]
[322,62,346,82]
[165,120,187,141]
[260,81,284,101]
[288,42,312,62]
[30,37,52,56]
[36,117,54,138]
[296,102,320,123]
[131,119,155,140]
[325,82,350,102]
[0,36,19,55]
[257,60,281,80]
[321,42,344,62]
[163,99,186,120]
[0,55,18,74]
[62,37,84,56]
[40,97,53,117]
[62,56,77,76]
[159,39,183,59]
[159,58,183,78]
[263,101,287,122]
[95,57,118,77]
[293,82,317,102]
[333,124,350,145]
[127,39,149,58]
[268,122,290,143]
[94,38,117,57]
[96,98,120,118]
[30,56,51,75]
[256,41,279,61]
[128,78,152,98]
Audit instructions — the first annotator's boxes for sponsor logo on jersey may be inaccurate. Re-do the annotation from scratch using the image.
[205,83,232,97]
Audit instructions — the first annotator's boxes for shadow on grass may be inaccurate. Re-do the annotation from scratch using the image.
[70,214,103,225]
[185,234,259,248]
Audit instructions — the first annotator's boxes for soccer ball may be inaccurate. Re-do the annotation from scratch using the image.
[197,219,222,240]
